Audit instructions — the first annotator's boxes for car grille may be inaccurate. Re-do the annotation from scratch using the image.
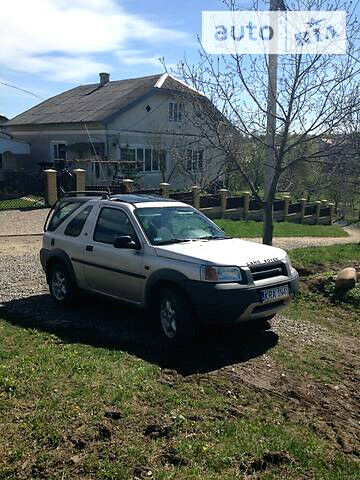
[249,262,287,281]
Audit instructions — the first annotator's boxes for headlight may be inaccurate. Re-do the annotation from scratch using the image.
[285,255,293,270]
[200,265,242,282]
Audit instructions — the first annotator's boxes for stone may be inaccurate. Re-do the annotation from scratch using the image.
[335,267,358,291]
[69,455,81,465]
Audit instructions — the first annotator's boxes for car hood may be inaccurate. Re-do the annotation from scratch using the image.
[154,238,287,267]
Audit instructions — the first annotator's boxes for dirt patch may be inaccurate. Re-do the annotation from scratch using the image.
[104,409,122,421]
[133,466,154,479]
[160,451,187,467]
[144,424,172,439]
[210,326,360,455]
[239,451,293,474]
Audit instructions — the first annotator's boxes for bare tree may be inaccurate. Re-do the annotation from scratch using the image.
[167,0,360,244]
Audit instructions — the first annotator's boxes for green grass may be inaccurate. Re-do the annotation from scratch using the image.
[0,195,44,211]
[0,244,359,478]
[214,219,348,238]
[289,243,359,270]
[287,243,360,338]
[0,308,359,478]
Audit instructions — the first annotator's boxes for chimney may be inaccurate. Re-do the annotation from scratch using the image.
[99,72,110,86]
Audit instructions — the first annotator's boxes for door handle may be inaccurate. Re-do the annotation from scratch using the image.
[86,245,94,252]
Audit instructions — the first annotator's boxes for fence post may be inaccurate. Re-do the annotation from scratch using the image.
[159,182,170,198]
[192,186,201,209]
[73,168,86,192]
[218,189,228,218]
[243,192,250,220]
[299,198,307,224]
[337,201,342,216]
[44,169,58,207]
[321,199,328,209]
[122,178,134,193]
[328,202,335,225]
[314,200,322,224]
[283,195,290,221]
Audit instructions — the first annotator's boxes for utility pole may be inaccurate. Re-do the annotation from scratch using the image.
[263,0,285,245]
[264,38,278,201]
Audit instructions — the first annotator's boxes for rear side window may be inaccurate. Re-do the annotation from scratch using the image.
[94,208,136,245]
[64,206,93,237]
[47,201,81,232]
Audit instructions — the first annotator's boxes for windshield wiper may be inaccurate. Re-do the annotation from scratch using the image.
[155,238,192,245]
[197,235,232,240]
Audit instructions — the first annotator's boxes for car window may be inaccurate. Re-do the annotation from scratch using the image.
[94,207,136,245]
[47,201,82,232]
[135,206,225,245]
[64,205,93,237]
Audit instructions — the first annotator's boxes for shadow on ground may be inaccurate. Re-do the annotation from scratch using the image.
[1,294,278,376]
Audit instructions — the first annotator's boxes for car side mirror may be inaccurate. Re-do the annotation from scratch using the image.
[113,235,139,250]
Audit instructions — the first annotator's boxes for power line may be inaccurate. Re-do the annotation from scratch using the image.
[0,81,45,100]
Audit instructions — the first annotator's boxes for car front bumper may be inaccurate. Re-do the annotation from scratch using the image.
[183,270,299,323]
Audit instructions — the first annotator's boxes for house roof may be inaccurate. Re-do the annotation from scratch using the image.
[7,73,202,126]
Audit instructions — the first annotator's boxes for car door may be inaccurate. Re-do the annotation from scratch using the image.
[83,206,144,303]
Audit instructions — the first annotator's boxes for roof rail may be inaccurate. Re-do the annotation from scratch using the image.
[62,191,110,199]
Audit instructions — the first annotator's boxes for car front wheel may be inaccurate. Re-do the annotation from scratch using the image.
[158,287,196,345]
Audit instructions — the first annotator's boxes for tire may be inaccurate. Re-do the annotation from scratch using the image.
[48,262,76,307]
[158,287,196,345]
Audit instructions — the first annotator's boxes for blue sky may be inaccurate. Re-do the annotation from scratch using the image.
[0,0,230,119]
[1,0,357,119]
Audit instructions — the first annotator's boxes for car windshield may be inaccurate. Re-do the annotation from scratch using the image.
[135,206,228,245]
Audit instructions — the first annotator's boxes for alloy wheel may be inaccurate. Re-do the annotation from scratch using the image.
[51,270,67,301]
[160,298,177,338]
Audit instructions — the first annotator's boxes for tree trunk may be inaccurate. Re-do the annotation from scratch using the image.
[262,199,274,245]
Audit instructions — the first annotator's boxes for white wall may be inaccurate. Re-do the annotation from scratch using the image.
[0,137,30,155]
[107,90,225,189]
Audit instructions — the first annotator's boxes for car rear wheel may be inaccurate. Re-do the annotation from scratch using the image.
[49,263,76,307]
[158,287,196,345]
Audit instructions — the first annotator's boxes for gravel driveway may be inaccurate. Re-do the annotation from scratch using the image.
[0,208,50,236]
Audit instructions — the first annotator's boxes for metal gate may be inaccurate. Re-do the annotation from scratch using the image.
[57,168,76,197]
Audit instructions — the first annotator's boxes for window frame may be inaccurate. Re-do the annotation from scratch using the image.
[64,205,93,238]
[47,200,84,232]
[51,141,68,161]
[169,102,184,122]
[186,148,204,172]
[119,146,166,173]
[93,206,140,246]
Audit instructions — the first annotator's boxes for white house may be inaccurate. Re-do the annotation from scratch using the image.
[5,73,226,190]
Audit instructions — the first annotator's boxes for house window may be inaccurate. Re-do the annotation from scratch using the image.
[120,147,166,173]
[186,149,204,171]
[52,142,67,161]
[169,102,184,122]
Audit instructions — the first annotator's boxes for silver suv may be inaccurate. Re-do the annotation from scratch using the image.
[40,192,299,344]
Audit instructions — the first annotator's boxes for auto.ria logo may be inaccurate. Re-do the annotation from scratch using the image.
[202,11,346,54]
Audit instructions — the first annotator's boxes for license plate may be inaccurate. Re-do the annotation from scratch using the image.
[261,285,289,302]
